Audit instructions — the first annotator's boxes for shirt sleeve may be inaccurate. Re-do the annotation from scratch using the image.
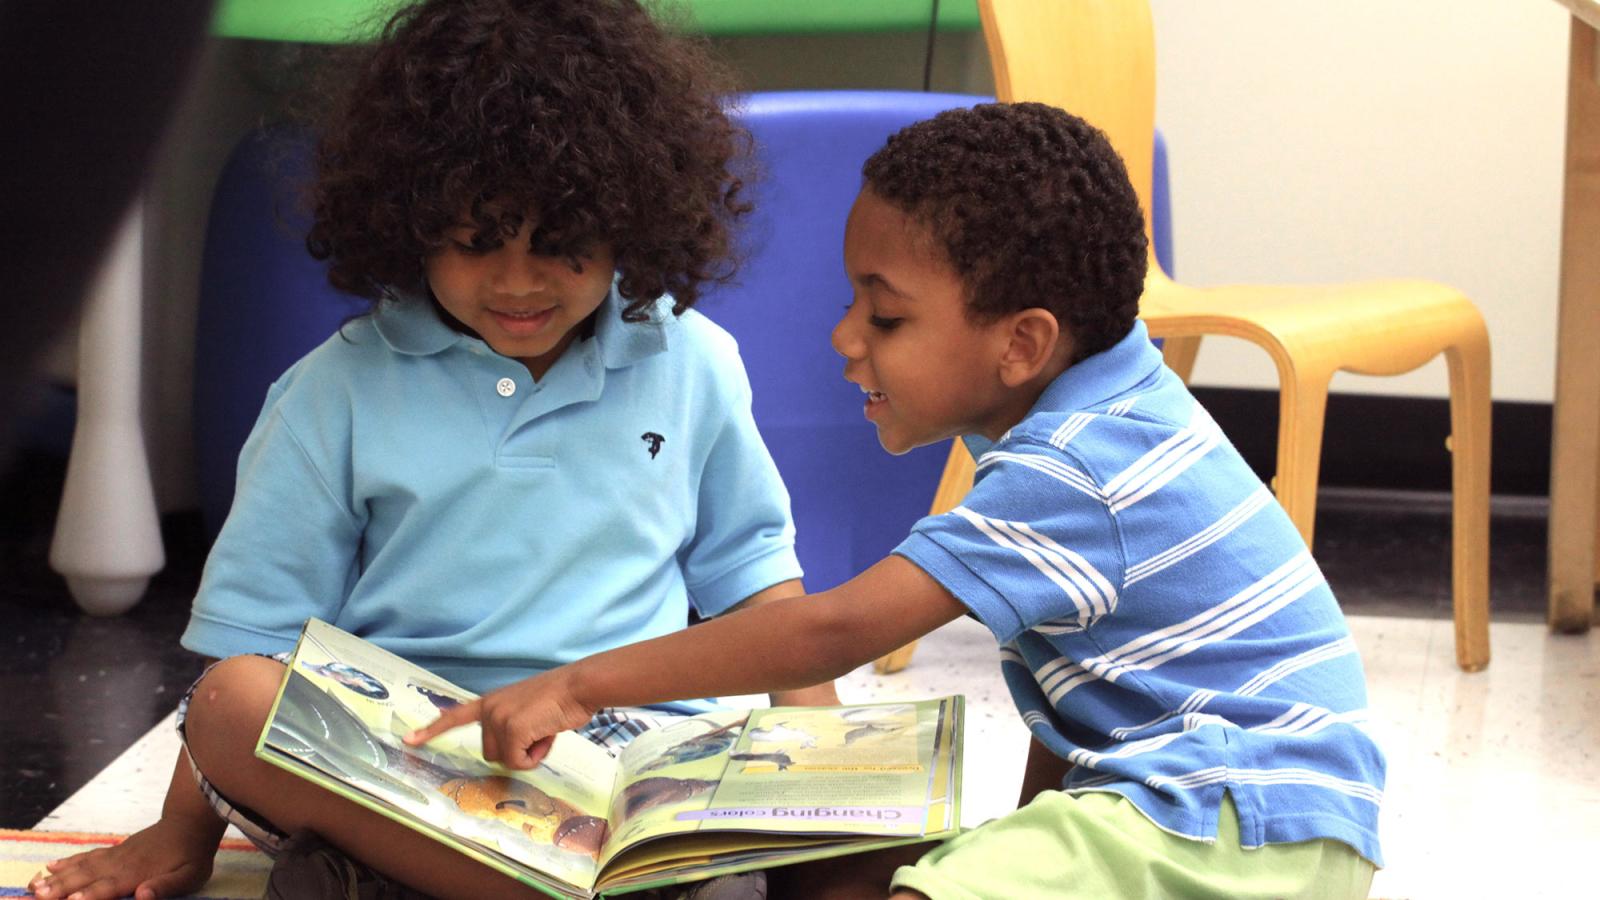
[893,441,1125,644]
[181,384,365,658]
[678,362,802,617]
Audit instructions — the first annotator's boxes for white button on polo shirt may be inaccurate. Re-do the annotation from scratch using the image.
[496,377,516,397]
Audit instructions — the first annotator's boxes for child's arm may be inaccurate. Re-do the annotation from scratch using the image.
[1017,736,1073,808]
[408,555,965,768]
[725,579,841,707]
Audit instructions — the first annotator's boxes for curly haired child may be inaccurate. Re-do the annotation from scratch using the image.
[29,2,835,899]
[410,102,1386,899]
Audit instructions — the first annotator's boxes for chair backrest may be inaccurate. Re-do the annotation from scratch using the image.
[704,89,1176,591]
[700,91,987,591]
[193,127,365,538]
[979,0,1161,278]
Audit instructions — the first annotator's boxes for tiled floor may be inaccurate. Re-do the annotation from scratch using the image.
[4,485,1596,899]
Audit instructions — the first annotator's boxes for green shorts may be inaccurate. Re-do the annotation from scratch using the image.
[891,790,1375,900]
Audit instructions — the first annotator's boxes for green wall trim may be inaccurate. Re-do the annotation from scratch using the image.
[212,1,980,44]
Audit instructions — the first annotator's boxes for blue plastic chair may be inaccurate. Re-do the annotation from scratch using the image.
[1152,128,1173,279]
[192,127,364,539]
[699,90,1174,599]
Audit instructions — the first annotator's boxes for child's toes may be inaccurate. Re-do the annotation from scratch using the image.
[32,867,96,900]
[60,877,118,900]
[45,848,97,872]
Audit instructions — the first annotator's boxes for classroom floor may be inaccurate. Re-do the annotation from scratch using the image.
[4,488,1596,899]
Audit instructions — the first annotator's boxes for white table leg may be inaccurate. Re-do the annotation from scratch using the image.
[49,201,165,615]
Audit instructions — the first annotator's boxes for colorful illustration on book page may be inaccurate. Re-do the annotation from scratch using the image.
[273,623,618,883]
[630,713,749,774]
[677,702,942,839]
[438,774,608,858]
[734,704,920,772]
[603,711,748,848]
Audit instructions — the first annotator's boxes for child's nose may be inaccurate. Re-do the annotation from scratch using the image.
[494,249,553,294]
[831,306,865,359]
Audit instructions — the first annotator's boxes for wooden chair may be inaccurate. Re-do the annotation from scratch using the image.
[876,0,1491,674]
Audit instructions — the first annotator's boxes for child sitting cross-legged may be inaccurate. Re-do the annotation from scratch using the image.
[410,102,1386,900]
[29,2,836,899]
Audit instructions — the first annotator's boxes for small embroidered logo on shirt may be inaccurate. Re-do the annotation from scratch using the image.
[641,432,665,459]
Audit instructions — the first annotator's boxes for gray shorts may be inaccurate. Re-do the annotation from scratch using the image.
[176,653,680,856]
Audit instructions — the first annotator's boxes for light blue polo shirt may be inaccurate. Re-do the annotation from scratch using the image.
[895,321,1385,865]
[183,286,801,712]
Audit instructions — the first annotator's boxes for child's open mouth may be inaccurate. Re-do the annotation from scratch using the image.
[861,385,888,420]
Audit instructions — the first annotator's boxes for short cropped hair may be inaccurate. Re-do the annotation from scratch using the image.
[861,102,1148,360]
[305,0,749,321]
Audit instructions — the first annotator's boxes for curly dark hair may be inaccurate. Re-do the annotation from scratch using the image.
[861,102,1148,361]
[304,0,749,321]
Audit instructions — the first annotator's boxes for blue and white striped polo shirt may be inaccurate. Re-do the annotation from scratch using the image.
[895,321,1385,865]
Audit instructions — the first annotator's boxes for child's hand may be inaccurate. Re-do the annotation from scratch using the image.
[404,667,593,769]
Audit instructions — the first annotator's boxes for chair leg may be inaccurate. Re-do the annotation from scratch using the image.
[1444,315,1492,672]
[874,643,918,675]
[1270,355,1334,549]
[874,442,977,675]
[1161,335,1203,382]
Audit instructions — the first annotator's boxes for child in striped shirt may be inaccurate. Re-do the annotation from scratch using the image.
[411,101,1385,900]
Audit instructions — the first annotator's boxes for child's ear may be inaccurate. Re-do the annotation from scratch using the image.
[997,309,1068,387]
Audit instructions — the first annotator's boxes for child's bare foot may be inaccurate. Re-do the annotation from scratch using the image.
[28,817,219,900]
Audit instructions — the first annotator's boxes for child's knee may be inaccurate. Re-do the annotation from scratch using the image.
[185,655,286,768]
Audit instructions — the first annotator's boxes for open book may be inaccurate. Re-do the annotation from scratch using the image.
[255,619,963,898]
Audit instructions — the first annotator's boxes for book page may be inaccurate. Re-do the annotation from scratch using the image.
[597,701,963,894]
[598,698,956,869]
[259,620,619,892]
[697,702,943,836]
[598,709,751,859]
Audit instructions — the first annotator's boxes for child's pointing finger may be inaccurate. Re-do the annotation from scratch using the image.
[404,699,481,746]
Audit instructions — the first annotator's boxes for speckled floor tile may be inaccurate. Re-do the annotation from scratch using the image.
[1356,616,1600,899]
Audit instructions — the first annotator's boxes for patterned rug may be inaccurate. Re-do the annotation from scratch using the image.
[0,829,269,899]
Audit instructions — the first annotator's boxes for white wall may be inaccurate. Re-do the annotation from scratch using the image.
[1151,0,1570,403]
[681,2,1574,403]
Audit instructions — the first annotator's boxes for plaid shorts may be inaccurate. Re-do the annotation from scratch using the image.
[177,654,685,856]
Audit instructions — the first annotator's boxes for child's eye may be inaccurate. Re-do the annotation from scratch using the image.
[868,316,903,330]
[450,232,503,256]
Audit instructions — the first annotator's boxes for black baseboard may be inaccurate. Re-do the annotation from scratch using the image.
[1189,387,1552,499]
